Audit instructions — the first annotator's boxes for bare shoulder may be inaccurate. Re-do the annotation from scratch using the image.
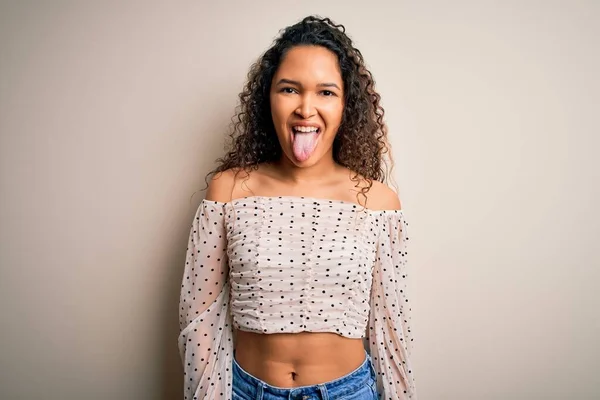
[205,168,246,203]
[366,180,402,211]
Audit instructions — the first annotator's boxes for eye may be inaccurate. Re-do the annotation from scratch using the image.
[321,90,336,97]
[280,87,297,94]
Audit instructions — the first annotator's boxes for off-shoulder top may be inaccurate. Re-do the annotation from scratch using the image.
[178,195,417,399]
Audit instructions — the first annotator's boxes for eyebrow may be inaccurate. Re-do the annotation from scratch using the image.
[275,79,341,91]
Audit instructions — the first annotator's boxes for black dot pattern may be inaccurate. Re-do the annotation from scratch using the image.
[178,196,416,399]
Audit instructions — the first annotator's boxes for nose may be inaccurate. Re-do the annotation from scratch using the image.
[295,94,316,119]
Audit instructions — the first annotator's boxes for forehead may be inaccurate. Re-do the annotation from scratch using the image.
[274,45,342,84]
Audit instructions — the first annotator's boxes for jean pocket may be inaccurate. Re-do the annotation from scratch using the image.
[232,390,252,400]
[335,381,378,400]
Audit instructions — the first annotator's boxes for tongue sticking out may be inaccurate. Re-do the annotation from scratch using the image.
[292,131,319,162]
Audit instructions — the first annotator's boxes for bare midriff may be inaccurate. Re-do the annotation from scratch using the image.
[234,329,366,388]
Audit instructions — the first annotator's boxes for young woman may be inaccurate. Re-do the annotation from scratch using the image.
[179,16,417,400]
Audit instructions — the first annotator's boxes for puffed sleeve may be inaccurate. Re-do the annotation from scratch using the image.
[367,210,417,399]
[178,199,233,400]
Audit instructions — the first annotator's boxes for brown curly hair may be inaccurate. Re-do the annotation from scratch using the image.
[202,15,396,206]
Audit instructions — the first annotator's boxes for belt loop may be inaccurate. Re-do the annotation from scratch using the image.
[256,382,264,400]
[318,384,329,400]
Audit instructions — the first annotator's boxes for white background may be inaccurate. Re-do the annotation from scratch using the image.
[1,1,598,399]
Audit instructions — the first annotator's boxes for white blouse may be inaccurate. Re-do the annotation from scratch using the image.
[178,196,417,399]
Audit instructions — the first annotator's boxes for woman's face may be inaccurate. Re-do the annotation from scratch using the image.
[270,45,344,166]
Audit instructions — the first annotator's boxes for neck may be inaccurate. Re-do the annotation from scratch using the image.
[272,154,341,185]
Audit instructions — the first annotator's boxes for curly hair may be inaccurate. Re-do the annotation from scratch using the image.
[201,15,396,206]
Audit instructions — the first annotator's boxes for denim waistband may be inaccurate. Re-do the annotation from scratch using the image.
[232,351,375,400]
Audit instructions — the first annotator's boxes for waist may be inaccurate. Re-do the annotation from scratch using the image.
[234,329,366,388]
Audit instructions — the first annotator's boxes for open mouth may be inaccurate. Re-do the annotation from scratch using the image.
[290,126,321,139]
[289,125,321,161]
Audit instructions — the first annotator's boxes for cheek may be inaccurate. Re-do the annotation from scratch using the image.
[270,98,291,140]
[270,96,292,122]
[322,102,344,126]
[269,96,278,118]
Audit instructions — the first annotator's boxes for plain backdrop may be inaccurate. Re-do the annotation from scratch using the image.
[0,1,598,399]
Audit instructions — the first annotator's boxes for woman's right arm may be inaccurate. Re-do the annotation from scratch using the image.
[178,172,235,399]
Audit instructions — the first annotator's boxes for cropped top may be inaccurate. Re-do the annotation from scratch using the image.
[178,195,417,399]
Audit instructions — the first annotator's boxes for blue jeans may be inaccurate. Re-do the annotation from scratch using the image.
[232,351,378,400]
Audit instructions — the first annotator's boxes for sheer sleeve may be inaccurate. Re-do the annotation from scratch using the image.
[367,210,417,399]
[178,200,233,400]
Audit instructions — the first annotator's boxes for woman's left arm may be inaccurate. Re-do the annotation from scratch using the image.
[366,210,417,399]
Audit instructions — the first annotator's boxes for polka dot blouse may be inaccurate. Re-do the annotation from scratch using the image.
[178,196,416,399]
